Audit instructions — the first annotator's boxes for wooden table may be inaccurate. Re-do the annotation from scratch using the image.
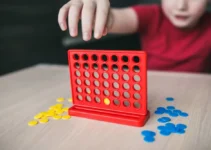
[0,64,211,150]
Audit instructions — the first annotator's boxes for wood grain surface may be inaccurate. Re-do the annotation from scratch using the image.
[0,64,211,150]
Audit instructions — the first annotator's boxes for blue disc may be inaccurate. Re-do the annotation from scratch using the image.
[165,109,172,114]
[166,97,174,101]
[141,130,156,137]
[158,117,171,123]
[176,129,186,134]
[160,130,171,136]
[144,136,155,143]
[169,112,179,117]
[157,125,166,130]
[155,110,164,115]
[179,112,189,117]
[165,125,176,133]
[173,109,181,114]
[176,124,187,129]
[165,123,175,127]
[157,107,166,112]
[167,106,175,110]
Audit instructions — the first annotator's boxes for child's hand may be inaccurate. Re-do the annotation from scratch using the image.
[58,0,113,41]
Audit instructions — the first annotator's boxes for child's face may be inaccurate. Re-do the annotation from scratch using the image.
[161,0,208,28]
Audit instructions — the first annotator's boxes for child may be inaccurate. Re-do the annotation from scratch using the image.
[58,0,211,73]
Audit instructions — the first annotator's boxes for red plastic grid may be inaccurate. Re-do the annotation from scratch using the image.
[67,49,148,116]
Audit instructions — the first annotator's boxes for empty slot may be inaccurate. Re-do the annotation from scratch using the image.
[86,96,91,102]
[77,87,82,93]
[122,56,128,62]
[93,72,99,78]
[134,84,141,91]
[74,62,80,69]
[112,73,119,80]
[123,74,129,81]
[104,90,110,96]
[112,64,118,71]
[113,91,120,97]
[83,63,89,69]
[102,55,108,61]
[103,72,109,79]
[113,82,119,89]
[82,54,88,60]
[85,79,91,86]
[85,88,91,94]
[73,54,79,60]
[77,95,82,100]
[103,81,109,88]
[75,70,81,77]
[76,79,81,85]
[123,92,130,98]
[122,65,129,72]
[134,101,141,109]
[113,99,120,106]
[133,65,140,73]
[94,89,100,95]
[123,100,130,107]
[95,97,101,103]
[112,55,118,62]
[134,93,141,100]
[134,75,141,82]
[123,83,130,90]
[94,80,100,87]
[133,56,140,63]
[84,71,90,77]
[92,54,98,61]
[92,63,98,70]
[102,64,108,71]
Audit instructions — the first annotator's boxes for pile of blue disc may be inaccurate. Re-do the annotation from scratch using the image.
[157,123,187,136]
[154,106,189,117]
[141,130,156,143]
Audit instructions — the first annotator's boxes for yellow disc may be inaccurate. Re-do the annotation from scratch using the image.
[62,115,71,120]
[62,107,69,112]
[55,104,63,108]
[56,110,64,115]
[104,98,110,105]
[47,109,55,113]
[53,115,62,120]
[56,97,65,102]
[34,113,43,119]
[68,98,73,102]
[46,112,55,117]
[28,120,38,126]
[49,105,57,110]
[39,117,49,123]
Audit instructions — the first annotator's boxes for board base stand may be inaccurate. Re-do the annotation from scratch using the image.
[68,105,150,127]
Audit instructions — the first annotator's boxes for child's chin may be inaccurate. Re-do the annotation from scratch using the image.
[172,20,192,29]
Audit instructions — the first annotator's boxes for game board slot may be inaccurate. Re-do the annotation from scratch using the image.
[132,56,140,63]
[133,65,140,73]
[91,54,98,61]
[82,54,89,60]
[111,55,118,62]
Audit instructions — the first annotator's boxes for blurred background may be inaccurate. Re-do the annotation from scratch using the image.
[0,0,210,76]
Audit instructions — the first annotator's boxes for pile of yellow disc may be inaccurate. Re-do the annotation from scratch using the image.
[28,97,72,126]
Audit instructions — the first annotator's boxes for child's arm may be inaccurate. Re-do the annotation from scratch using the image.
[108,8,139,34]
[58,0,139,41]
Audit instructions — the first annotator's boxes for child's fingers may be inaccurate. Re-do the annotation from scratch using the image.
[68,1,83,37]
[81,1,96,41]
[103,10,113,36]
[58,3,70,31]
[94,0,110,39]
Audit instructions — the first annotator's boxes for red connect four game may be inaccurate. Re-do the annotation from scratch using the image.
[67,49,150,127]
